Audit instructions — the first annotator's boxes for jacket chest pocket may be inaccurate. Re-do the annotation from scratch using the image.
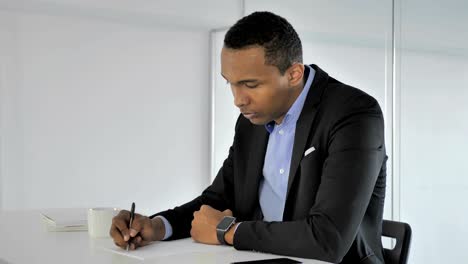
[289,150,324,219]
[300,145,323,176]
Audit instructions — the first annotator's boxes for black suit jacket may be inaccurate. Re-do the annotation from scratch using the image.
[152,65,387,264]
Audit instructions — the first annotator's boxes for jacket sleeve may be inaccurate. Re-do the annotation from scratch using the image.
[233,96,386,263]
[149,115,241,240]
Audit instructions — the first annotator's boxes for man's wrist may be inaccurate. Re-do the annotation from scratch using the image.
[224,222,240,246]
[151,217,166,241]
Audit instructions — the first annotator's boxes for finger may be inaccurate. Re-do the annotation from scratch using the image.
[129,214,149,237]
[116,209,131,219]
[114,241,126,249]
[200,204,213,212]
[190,227,196,241]
[131,235,151,249]
[134,235,143,244]
[127,235,141,249]
[135,239,151,249]
[111,222,128,244]
[111,226,128,249]
[110,225,126,245]
[113,211,131,241]
[223,209,233,216]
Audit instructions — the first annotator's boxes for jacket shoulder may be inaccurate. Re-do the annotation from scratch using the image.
[321,78,382,117]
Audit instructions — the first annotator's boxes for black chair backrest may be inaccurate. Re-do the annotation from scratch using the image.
[382,220,412,264]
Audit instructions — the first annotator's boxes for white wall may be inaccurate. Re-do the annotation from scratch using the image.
[0,23,5,209]
[399,50,468,263]
[0,1,242,215]
[211,29,238,181]
[397,0,468,263]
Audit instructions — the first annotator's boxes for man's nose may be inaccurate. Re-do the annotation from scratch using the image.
[232,87,249,108]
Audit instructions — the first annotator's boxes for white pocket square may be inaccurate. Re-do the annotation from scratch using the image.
[304,146,316,157]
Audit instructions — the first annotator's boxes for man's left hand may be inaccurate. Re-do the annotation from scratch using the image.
[190,204,233,245]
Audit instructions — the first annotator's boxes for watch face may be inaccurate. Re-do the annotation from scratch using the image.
[217,216,235,231]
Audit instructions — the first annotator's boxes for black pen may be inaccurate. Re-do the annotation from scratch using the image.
[126,202,135,251]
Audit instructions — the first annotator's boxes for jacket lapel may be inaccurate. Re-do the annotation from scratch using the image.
[285,65,329,200]
[243,123,269,219]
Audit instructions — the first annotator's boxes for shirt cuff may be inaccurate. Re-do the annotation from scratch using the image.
[234,222,241,235]
[155,215,173,240]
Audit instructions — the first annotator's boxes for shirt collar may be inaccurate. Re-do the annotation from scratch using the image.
[265,65,316,133]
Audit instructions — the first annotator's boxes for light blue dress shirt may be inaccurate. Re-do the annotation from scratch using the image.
[159,65,315,239]
[155,215,173,240]
[259,65,315,221]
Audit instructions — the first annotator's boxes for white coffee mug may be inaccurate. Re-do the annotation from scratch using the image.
[87,207,119,238]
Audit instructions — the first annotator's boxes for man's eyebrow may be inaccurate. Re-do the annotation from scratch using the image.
[220,74,259,85]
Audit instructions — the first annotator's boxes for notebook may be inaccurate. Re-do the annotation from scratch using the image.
[40,208,88,232]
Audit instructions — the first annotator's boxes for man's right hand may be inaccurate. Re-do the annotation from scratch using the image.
[109,210,166,250]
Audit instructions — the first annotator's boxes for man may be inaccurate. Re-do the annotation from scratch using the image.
[110,11,387,264]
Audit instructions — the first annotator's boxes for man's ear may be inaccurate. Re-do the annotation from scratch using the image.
[287,63,305,86]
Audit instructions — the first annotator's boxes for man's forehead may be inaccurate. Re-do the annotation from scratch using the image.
[221,45,265,57]
[221,47,276,81]
[221,65,270,83]
[221,47,265,67]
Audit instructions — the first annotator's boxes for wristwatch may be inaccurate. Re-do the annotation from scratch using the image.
[216,216,236,245]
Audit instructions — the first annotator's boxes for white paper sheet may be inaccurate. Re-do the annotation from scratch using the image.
[101,238,233,260]
[40,208,88,231]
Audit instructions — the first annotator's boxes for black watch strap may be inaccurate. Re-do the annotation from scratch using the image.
[216,227,227,245]
[216,216,236,245]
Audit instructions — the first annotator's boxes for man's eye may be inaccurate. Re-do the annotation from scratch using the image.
[245,83,259,88]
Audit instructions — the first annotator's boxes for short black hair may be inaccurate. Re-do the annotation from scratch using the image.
[224,11,303,75]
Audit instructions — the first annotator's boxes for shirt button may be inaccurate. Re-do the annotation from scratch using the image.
[279,168,285,174]
[278,130,284,135]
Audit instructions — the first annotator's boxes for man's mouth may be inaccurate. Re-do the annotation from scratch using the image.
[242,112,257,119]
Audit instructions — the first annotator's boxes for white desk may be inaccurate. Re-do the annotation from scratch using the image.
[0,210,331,264]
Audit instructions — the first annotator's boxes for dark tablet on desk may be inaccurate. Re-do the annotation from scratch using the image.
[231,257,302,264]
